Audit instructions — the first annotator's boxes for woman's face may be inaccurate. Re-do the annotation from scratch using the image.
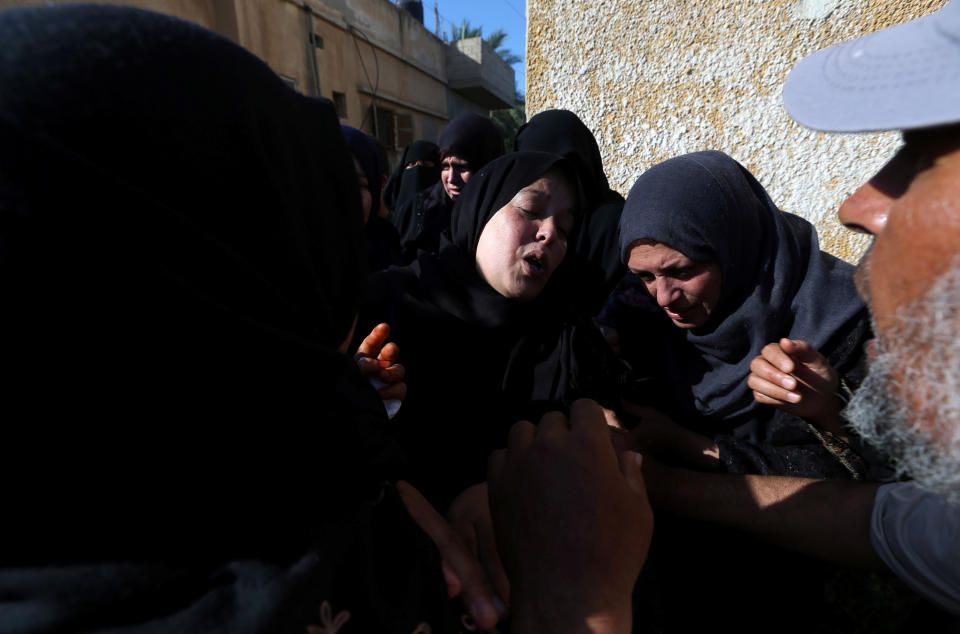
[441,154,472,200]
[627,240,722,328]
[353,156,372,223]
[475,172,575,302]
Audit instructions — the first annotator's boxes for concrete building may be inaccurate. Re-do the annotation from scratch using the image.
[1,0,515,165]
[526,0,948,262]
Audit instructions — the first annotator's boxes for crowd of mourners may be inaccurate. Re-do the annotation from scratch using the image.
[1,3,958,633]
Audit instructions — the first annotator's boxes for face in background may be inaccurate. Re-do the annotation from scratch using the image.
[627,240,722,329]
[839,124,960,498]
[441,154,472,199]
[475,170,575,302]
[352,155,372,223]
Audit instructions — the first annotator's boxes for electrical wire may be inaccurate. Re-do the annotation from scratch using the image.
[348,24,381,138]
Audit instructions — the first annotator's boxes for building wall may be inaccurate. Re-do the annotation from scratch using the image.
[0,0,450,162]
[527,0,948,262]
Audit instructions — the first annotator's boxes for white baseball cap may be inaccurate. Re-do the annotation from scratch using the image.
[784,1,960,132]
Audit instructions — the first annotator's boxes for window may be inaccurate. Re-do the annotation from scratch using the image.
[333,92,347,119]
[367,106,415,150]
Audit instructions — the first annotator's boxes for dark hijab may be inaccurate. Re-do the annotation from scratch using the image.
[343,124,403,270]
[382,139,440,212]
[619,151,864,423]
[0,5,450,632]
[342,124,382,217]
[516,109,626,314]
[438,112,504,167]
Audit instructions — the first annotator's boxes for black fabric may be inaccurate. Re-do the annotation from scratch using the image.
[359,152,623,508]
[342,125,403,271]
[342,124,382,217]
[437,112,504,167]
[516,109,627,315]
[618,151,866,431]
[382,139,440,214]
[391,179,455,262]
[0,5,452,632]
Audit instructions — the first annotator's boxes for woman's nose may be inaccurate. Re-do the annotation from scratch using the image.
[536,216,559,243]
[654,279,676,307]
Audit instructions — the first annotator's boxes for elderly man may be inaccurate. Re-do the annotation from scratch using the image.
[637,1,960,618]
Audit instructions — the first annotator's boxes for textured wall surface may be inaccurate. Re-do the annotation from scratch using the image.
[527,0,948,262]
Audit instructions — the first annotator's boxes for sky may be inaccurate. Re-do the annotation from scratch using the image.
[425,0,527,96]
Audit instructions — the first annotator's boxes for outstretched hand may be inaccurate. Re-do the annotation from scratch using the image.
[748,338,845,434]
[397,481,507,631]
[488,399,653,633]
[354,323,406,402]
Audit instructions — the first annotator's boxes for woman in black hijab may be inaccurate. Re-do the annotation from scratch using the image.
[617,151,872,477]
[390,113,504,262]
[516,109,627,316]
[382,139,441,215]
[616,151,902,634]
[360,151,623,509]
[0,5,478,632]
[342,124,404,271]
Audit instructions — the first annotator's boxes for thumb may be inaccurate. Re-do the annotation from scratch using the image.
[781,338,818,363]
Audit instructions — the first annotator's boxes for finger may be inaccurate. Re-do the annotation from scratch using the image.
[568,398,606,439]
[355,323,390,359]
[378,363,406,383]
[397,481,501,629]
[377,341,400,365]
[441,560,462,598]
[760,341,795,374]
[355,356,381,378]
[536,410,570,438]
[750,355,797,391]
[488,448,507,482]
[474,506,511,604]
[507,419,537,451]
[618,450,649,501]
[781,337,814,359]
[753,390,791,407]
[748,374,801,404]
[377,382,407,401]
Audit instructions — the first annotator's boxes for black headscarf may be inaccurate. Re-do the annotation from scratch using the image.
[342,124,382,217]
[618,151,865,423]
[342,124,403,270]
[516,109,626,314]
[382,139,440,213]
[438,112,504,168]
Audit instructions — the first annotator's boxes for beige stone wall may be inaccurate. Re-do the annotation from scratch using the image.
[527,0,948,262]
[0,0,450,155]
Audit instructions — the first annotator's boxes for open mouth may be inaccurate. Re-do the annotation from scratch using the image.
[524,254,545,274]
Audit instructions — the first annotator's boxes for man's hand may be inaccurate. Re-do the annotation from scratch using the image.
[748,338,845,434]
[621,402,720,471]
[396,481,507,630]
[447,483,510,605]
[488,399,653,634]
[354,323,406,402]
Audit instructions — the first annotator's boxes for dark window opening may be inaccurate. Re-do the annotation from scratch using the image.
[333,92,347,118]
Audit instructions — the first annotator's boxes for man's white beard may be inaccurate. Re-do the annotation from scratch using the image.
[844,262,960,503]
